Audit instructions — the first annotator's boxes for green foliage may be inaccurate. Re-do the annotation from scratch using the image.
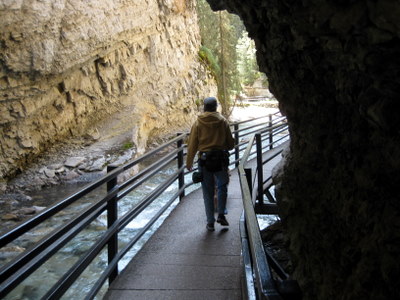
[196,0,268,117]
[122,141,134,150]
[197,0,245,117]
[195,98,202,108]
[199,46,220,80]
[261,74,269,88]
[236,31,265,87]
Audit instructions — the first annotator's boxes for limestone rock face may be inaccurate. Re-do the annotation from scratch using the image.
[0,0,216,178]
[208,0,400,299]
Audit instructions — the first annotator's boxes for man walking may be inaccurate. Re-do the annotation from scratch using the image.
[186,97,235,231]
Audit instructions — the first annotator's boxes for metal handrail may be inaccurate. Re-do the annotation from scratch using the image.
[0,111,285,299]
[0,134,185,249]
[238,134,282,300]
[238,115,291,299]
[0,135,187,298]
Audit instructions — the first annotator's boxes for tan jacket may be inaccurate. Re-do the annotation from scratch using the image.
[186,112,234,169]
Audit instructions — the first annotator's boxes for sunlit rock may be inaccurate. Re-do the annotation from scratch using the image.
[0,0,216,179]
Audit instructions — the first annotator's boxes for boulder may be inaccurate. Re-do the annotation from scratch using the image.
[64,157,86,168]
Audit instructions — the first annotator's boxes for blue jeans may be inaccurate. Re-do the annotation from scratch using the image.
[200,166,229,224]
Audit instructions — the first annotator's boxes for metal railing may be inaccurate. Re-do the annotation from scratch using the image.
[0,111,286,299]
[238,115,303,299]
[0,134,189,300]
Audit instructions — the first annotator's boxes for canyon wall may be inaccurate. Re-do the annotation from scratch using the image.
[0,0,216,179]
[207,0,400,299]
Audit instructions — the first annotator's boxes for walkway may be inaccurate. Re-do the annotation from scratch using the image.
[104,153,283,300]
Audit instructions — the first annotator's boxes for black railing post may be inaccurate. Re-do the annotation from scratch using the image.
[177,133,185,200]
[106,165,118,284]
[234,124,240,167]
[256,133,264,205]
[244,168,253,196]
[269,114,273,150]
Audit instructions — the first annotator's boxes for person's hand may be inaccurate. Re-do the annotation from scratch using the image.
[187,166,193,172]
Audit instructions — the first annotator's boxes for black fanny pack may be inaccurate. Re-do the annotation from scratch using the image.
[199,150,229,172]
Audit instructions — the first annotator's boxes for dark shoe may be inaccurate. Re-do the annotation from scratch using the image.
[217,215,229,226]
[206,223,215,231]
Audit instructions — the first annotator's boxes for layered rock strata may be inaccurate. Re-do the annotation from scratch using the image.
[207,0,400,299]
[0,0,215,179]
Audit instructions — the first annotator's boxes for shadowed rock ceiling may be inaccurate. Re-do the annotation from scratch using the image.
[206,0,400,299]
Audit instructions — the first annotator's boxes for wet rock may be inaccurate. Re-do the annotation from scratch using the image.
[0,193,32,203]
[17,207,36,215]
[261,221,292,274]
[62,170,80,181]
[69,172,103,183]
[43,168,56,178]
[33,206,46,212]
[1,245,26,253]
[21,285,41,300]
[2,213,20,221]
[111,149,135,166]
[78,160,90,170]
[27,177,47,190]
[0,245,26,261]
[85,157,106,172]
[48,163,64,170]
[0,181,6,194]
[9,200,19,207]
[64,157,86,168]
[54,166,66,174]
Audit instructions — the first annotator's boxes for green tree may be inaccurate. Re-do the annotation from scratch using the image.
[237,32,260,86]
[197,0,243,117]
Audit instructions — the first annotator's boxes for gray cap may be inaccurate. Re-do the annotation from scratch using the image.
[204,97,218,110]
